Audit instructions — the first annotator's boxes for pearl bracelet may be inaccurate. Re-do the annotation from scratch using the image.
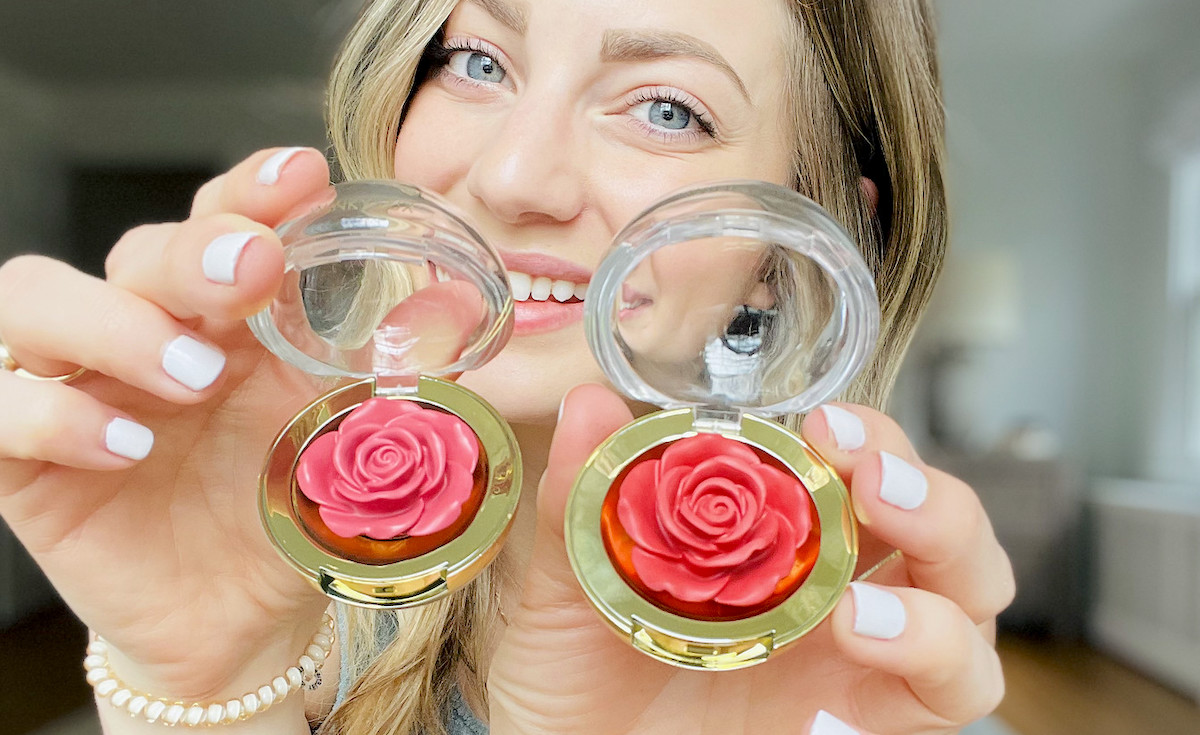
[83,613,335,727]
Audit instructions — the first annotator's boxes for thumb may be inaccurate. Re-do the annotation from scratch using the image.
[521,383,633,610]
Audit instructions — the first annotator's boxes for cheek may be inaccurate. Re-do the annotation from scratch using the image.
[648,246,765,308]
[393,88,474,190]
[585,143,793,253]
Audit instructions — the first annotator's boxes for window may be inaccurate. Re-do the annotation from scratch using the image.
[1167,153,1200,465]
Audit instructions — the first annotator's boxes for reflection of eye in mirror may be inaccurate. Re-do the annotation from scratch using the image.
[612,237,844,409]
[617,237,772,361]
[721,305,776,356]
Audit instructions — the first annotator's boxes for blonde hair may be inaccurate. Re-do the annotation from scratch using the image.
[320,1,946,733]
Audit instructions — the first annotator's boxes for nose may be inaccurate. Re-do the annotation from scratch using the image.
[465,91,586,225]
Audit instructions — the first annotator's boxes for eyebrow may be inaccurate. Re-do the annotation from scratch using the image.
[601,29,752,103]
[467,0,528,35]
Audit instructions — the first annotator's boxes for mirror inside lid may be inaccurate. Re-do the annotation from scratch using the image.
[585,180,879,416]
[248,181,513,387]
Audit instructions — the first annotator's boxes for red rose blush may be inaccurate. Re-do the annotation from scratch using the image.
[602,433,821,621]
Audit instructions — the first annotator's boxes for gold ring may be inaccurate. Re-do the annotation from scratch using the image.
[855,548,904,582]
[0,341,89,384]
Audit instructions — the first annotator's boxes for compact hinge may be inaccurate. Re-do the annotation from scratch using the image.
[691,406,743,435]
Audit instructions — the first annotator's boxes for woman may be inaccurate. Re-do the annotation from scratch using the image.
[0,0,1014,733]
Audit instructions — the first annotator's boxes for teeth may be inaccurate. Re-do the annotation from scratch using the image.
[435,265,450,282]
[530,276,553,301]
[551,280,575,302]
[509,271,532,300]
[507,270,588,303]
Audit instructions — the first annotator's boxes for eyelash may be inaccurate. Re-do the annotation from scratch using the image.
[427,38,719,142]
[627,87,717,141]
[429,37,509,89]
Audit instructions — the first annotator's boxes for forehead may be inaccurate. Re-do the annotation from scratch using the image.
[459,0,791,96]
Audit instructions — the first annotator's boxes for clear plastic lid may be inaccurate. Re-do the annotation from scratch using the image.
[586,180,879,416]
[247,181,512,391]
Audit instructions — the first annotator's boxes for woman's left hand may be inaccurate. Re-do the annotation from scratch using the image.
[487,384,1014,735]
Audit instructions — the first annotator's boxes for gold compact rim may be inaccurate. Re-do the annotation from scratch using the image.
[565,409,857,670]
[260,376,521,608]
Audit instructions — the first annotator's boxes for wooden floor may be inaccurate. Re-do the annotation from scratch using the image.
[5,606,1200,735]
[996,636,1200,735]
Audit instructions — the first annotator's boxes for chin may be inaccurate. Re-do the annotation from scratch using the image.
[457,335,607,426]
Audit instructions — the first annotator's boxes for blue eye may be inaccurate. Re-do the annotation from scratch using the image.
[449,50,506,84]
[466,52,504,82]
[648,101,691,130]
[628,91,715,139]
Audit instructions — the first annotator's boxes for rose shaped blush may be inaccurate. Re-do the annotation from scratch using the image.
[611,433,816,612]
[296,397,480,540]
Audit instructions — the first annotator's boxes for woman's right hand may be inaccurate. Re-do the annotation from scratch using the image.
[0,147,336,701]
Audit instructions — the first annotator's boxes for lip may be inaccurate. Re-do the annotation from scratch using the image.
[499,250,594,283]
[497,250,589,337]
[512,299,586,336]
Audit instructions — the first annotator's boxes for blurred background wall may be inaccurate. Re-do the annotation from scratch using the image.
[1,1,1198,733]
[0,2,342,270]
[898,3,1200,715]
[922,0,1200,476]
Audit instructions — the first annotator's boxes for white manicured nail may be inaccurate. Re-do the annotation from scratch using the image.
[849,582,906,640]
[819,405,865,451]
[105,418,154,461]
[878,451,928,510]
[202,232,255,285]
[811,710,859,735]
[256,147,307,185]
[162,336,226,391]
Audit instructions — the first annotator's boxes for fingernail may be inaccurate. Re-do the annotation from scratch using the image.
[202,232,256,285]
[849,582,906,639]
[162,336,226,391]
[256,147,307,185]
[557,393,568,424]
[811,710,859,735]
[819,405,865,451]
[878,451,928,510]
[105,418,154,461]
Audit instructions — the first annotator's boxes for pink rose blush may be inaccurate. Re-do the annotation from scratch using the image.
[296,398,481,542]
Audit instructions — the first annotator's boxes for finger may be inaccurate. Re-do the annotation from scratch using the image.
[189,147,332,224]
[801,403,916,571]
[520,384,633,609]
[375,281,487,374]
[802,404,1015,623]
[105,214,285,321]
[801,403,917,481]
[0,372,153,472]
[830,583,1006,730]
[850,452,1015,623]
[0,256,226,402]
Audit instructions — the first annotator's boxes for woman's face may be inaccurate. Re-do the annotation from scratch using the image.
[394,0,794,423]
